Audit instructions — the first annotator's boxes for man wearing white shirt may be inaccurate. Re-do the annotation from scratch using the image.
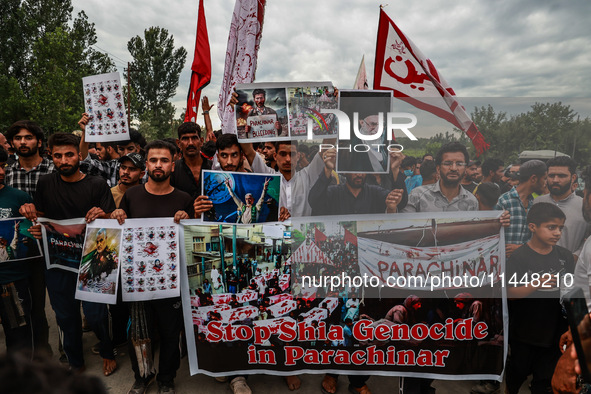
[242,140,325,218]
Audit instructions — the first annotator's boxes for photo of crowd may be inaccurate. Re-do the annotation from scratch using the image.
[287,85,338,138]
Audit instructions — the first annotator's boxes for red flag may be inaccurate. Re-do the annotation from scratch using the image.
[184,0,211,123]
[315,227,327,242]
[373,9,489,155]
[218,0,266,133]
[344,228,357,246]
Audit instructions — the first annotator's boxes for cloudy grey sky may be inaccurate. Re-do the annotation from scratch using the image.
[73,0,591,131]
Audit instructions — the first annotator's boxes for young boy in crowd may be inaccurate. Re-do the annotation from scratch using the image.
[506,202,574,393]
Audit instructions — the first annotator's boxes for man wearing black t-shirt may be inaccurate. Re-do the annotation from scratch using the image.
[19,133,116,375]
[111,140,193,394]
[170,122,211,199]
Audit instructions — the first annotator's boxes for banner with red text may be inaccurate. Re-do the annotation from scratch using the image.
[181,212,507,380]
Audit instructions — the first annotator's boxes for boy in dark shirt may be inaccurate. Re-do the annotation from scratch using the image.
[506,202,574,393]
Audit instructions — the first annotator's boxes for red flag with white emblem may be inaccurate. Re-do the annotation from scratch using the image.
[373,8,489,155]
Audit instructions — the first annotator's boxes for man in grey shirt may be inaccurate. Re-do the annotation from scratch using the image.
[533,156,589,258]
[401,142,508,394]
[402,142,479,213]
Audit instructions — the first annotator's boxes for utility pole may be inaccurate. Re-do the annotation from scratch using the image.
[125,62,132,127]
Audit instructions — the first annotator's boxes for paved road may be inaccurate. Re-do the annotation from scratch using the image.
[0,296,523,393]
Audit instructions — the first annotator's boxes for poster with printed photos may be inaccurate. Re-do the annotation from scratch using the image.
[336,90,393,173]
[82,72,129,142]
[234,82,336,142]
[286,83,338,138]
[201,170,281,224]
[39,218,87,273]
[75,224,121,304]
[120,218,181,301]
[0,217,42,264]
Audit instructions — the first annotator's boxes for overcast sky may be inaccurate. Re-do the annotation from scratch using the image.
[73,0,591,132]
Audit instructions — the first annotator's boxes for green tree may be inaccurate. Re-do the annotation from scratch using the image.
[0,0,29,86]
[0,75,29,131]
[127,27,187,139]
[0,0,114,134]
[28,12,115,134]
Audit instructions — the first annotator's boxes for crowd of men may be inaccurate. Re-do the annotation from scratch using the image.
[1,100,591,394]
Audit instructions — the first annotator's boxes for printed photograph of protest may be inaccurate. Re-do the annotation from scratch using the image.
[180,222,293,374]
[0,218,42,263]
[337,90,393,173]
[287,84,338,138]
[75,227,121,304]
[289,219,360,298]
[356,214,503,293]
[39,219,87,273]
[234,84,289,141]
[181,214,506,378]
[352,213,506,376]
[201,170,281,224]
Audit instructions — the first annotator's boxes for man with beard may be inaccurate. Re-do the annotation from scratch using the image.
[245,89,282,137]
[5,121,54,197]
[308,148,403,215]
[480,158,505,186]
[261,141,277,170]
[337,113,390,173]
[94,142,120,162]
[0,133,16,165]
[170,122,211,199]
[403,142,479,213]
[402,143,508,394]
[461,160,480,193]
[224,177,270,224]
[217,134,248,173]
[533,156,589,257]
[18,132,116,376]
[111,140,193,394]
[495,159,547,258]
[194,134,250,219]
[111,152,145,208]
[4,120,54,356]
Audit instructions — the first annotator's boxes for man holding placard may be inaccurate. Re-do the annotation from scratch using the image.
[245,89,283,138]
[111,140,193,394]
[19,132,116,376]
